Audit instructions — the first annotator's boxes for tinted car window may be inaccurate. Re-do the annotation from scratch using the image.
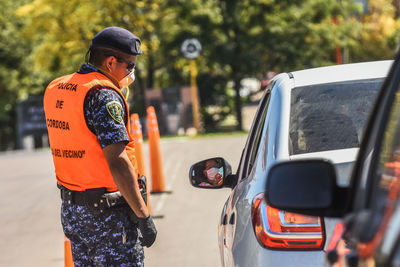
[289,78,384,155]
[373,93,400,199]
[246,95,270,176]
[238,81,274,181]
[365,91,400,254]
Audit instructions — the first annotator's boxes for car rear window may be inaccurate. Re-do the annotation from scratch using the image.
[289,78,384,155]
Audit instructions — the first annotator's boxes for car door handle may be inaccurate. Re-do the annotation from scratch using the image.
[229,213,236,225]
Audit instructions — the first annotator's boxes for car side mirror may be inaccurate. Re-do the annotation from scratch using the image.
[264,159,348,217]
[189,157,233,189]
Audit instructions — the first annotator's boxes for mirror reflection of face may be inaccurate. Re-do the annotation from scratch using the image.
[206,168,219,182]
[203,160,223,185]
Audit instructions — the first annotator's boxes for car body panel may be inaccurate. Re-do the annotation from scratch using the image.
[290,148,359,187]
[291,60,393,87]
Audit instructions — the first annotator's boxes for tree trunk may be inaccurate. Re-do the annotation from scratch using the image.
[234,77,242,131]
[131,68,146,116]
[393,0,400,18]
[147,54,155,89]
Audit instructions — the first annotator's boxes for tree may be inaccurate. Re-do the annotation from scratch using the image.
[17,0,181,116]
[166,0,361,130]
[0,0,42,150]
[1,0,398,151]
[350,0,400,61]
[258,0,362,70]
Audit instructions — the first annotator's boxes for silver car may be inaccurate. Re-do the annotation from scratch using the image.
[188,60,392,266]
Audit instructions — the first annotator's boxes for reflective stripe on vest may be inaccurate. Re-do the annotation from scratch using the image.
[44,71,138,191]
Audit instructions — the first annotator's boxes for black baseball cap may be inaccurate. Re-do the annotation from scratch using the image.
[91,26,142,55]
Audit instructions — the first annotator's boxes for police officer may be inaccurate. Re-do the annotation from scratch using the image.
[44,26,156,266]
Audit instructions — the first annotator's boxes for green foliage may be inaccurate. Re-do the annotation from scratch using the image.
[350,0,400,61]
[0,0,400,149]
[258,0,362,71]
[165,0,363,129]
[0,0,40,149]
[196,72,232,130]
[15,0,180,116]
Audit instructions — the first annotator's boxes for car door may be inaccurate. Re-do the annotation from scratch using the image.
[221,82,273,266]
[357,62,400,266]
[340,55,400,265]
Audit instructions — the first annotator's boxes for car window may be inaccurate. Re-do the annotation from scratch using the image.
[239,82,273,180]
[352,89,400,265]
[366,91,400,233]
[246,95,270,176]
[373,94,400,199]
[289,78,383,155]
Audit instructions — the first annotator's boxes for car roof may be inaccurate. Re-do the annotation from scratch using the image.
[290,60,393,87]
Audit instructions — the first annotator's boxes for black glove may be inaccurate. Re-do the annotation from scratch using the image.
[138,216,157,247]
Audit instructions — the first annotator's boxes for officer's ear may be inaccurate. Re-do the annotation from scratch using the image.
[104,56,115,72]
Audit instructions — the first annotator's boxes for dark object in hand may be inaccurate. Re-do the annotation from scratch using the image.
[138,216,157,247]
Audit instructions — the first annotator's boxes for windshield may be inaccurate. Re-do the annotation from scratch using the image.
[289,78,384,155]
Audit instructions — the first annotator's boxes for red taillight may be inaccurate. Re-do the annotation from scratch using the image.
[252,193,325,250]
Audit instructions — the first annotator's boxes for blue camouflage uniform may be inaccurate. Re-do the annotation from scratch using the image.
[61,64,144,267]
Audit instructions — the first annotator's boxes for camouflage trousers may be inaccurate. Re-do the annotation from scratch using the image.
[61,200,144,266]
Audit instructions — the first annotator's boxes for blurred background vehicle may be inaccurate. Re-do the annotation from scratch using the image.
[264,54,400,266]
[189,60,392,266]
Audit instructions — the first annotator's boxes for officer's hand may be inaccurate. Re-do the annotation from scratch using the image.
[138,216,157,247]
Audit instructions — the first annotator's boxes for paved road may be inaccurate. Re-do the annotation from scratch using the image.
[0,134,246,267]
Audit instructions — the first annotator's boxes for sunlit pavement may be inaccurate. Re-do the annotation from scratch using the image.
[0,134,246,267]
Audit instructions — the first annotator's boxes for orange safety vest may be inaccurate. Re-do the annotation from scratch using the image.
[44,71,138,191]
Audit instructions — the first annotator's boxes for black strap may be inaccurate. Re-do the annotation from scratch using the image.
[59,185,129,215]
[60,187,89,205]
[59,186,126,206]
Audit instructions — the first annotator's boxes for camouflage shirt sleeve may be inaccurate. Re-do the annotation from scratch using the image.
[84,87,129,148]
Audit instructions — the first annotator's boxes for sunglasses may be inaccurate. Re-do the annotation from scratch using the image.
[113,55,136,71]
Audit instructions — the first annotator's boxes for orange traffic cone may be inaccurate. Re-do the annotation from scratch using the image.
[146,106,166,193]
[64,236,74,267]
[130,114,146,176]
[130,113,153,213]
